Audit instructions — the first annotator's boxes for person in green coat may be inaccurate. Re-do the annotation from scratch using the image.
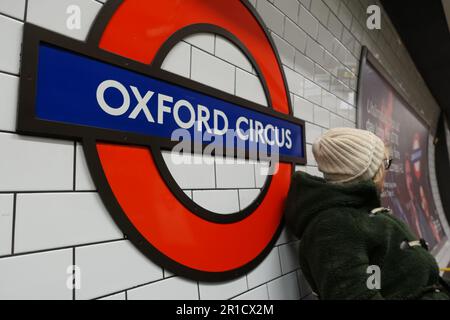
[284,127,450,300]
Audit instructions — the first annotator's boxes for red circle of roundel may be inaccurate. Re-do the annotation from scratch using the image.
[87,0,293,278]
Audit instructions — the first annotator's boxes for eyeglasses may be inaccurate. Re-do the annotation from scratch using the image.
[384,158,393,170]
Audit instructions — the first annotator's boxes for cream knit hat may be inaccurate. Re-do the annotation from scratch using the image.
[312,127,385,183]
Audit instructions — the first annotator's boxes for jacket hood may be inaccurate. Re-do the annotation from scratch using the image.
[283,171,381,239]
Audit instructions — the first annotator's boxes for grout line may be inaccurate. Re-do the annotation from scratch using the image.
[233,66,237,96]
[276,246,283,275]
[24,0,28,21]
[0,237,124,259]
[197,281,201,300]
[73,142,77,191]
[72,247,76,300]
[237,189,241,211]
[213,159,218,189]
[0,11,24,23]
[183,39,256,76]
[11,193,17,255]
[0,69,19,78]
[228,270,299,300]
[93,275,164,300]
[188,44,193,79]
[0,190,97,194]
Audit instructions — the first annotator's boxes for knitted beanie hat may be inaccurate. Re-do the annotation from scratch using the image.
[312,127,385,184]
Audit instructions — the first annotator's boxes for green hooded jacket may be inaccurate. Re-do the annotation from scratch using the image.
[283,171,450,300]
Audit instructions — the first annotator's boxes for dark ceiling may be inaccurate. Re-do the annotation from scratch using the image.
[381,0,450,125]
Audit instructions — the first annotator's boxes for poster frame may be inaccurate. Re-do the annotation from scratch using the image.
[356,46,447,255]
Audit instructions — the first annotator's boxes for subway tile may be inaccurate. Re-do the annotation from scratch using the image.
[323,0,340,14]
[184,33,215,54]
[272,32,296,69]
[348,106,357,123]
[336,98,350,119]
[305,122,322,144]
[307,165,323,177]
[235,68,267,106]
[274,0,299,23]
[75,240,163,300]
[278,241,300,274]
[215,35,253,73]
[314,64,331,90]
[347,0,365,25]
[0,249,72,299]
[316,24,334,53]
[304,78,322,105]
[337,3,352,29]
[0,194,13,256]
[75,143,95,191]
[183,190,192,199]
[192,190,239,214]
[294,165,307,172]
[162,152,216,189]
[199,275,247,300]
[336,65,350,86]
[322,50,340,77]
[233,285,269,300]
[350,19,364,42]
[27,0,102,40]
[256,0,284,36]
[276,227,297,246]
[297,269,313,298]
[302,292,319,300]
[314,105,330,128]
[0,0,26,20]
[298,5,319,38]
[215,160,256,189]
[191,47,235,95]
[283,66,304,96]
[344,50,358,72]
[293,95,313,122]
[341,27,356,55]
[284,18,308,52]
[327,12,344,39]
[247,248,281,289]
[322,91,337,113]
[306,144,316,166]
[128,277,199,300]
[161,41,191,78]
[238,189,260,210]
[15,193,122,253]
[299,0,311,10]
[254,161,270,188]
[99,292,126,300]
[294,51,314,80]
[0,15,23,74]
[305,37,324,65]
[310,0,330,26]
[332,39,348,63]
[267,272,300,300]
[0,72,19,131]
[0,133,74,191]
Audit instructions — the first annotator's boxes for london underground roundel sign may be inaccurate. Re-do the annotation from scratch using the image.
[18,0,306,281]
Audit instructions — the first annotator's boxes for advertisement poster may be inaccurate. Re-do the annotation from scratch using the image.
[358,49,446,252]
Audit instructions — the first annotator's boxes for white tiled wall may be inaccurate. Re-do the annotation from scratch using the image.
[0,0,444,300]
